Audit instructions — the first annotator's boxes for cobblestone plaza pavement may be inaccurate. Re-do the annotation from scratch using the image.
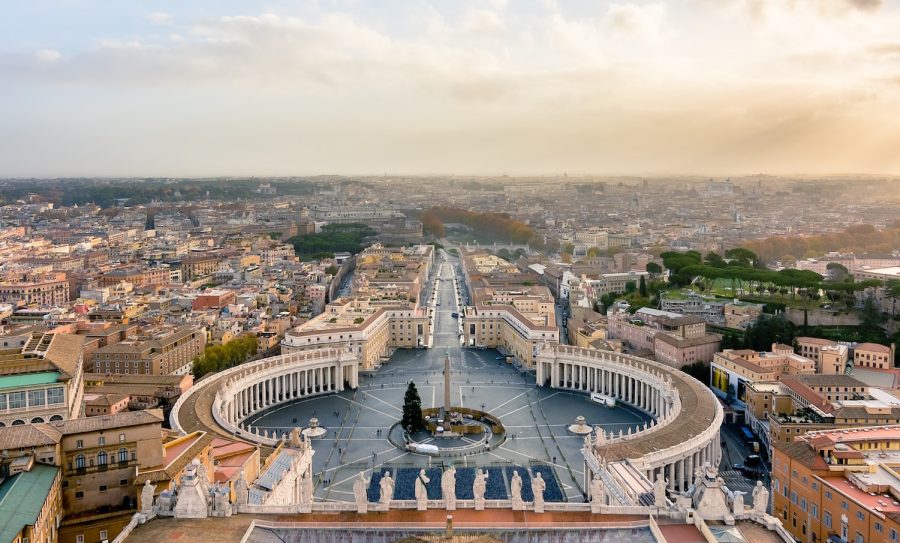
[246,260,651,504]
[246,350,650,503]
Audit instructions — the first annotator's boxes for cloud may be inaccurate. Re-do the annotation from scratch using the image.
[147,12,172,24]
[462,8,505,34]
[845,0,883,11]
[602,3,668,36]
[35,49,61,62]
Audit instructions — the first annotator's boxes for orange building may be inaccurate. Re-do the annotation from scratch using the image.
[773,425,900,543]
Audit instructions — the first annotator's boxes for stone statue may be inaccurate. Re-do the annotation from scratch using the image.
[583,433,593,451]
[379,472,394,506]
[531,472,546,513]
[590,474,605,513]
[299,468,314,511]
[473,469,488,510]
[751,481,769,515]
[141,480,155,516]
[653,475,667,507]
[234,470,249,506]
[732,490,746,516]
[290,427,301,448]
[195,460,211,496]
[442,467,457,511]
[415,469,430,511]
[353,472,369,514]
[510,470,523,510]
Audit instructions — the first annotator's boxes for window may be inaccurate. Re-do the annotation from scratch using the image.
[8,391,25,409]
[76,536,84,543]
[825,490,832,500]
[75,455,85,469]
[99,530,108,540]
[856,511,864,521]
[811,504,818,520]
[0,393,6,410]
[120,479,128,486]
[76,439,83,449]
[841,500,848,510]
[119,433,126,443]
[801,498,807,512]
[98,436,105,446]
[75,491,84,499]
[875,522,883,533]
[855,532,863,543]
[97,451,108,466]
[27,389,46,407]
[890,528,899,542]
[99,485,107,492]
[824,511,832,528]
[118,448,128,464]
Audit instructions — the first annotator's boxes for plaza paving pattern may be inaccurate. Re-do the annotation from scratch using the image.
[246,260,650,504]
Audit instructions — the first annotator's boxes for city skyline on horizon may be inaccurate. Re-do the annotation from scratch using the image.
[3,0,900,177]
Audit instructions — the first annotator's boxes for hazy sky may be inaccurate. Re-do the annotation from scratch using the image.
[3,0,900,177]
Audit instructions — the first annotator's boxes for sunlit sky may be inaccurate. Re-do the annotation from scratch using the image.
[2,0,900,177]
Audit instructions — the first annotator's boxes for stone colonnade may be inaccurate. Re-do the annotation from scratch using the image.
[537,345,723,495]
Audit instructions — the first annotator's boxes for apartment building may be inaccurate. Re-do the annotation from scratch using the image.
[796,337,850,375]
[773,425,900,543]
[853,342,893,370]
[90,326,206,376]
[0,272,70,306]
[711,344,816,409]
[0,333,85,427]
[0,409,165,541]
[607,307,721,368]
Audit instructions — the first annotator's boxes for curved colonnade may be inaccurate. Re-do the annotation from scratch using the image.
[174,344,722,495]
[536,344,723,494]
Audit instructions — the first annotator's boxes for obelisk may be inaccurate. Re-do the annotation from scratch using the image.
[443,351,452,417]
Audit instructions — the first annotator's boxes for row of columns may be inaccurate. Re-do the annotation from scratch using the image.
[551,361,668,419]
[651,437,722,493]
[226,363,358,424]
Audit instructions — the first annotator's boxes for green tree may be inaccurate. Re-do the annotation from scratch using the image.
[401,382,425,433]
[743,315,796,351]
[645,262,662,278]
[681,361,710,385]
[639,275,648,297]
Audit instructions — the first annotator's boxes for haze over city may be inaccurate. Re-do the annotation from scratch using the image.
[4,3,900,543]
[3,0,900,177]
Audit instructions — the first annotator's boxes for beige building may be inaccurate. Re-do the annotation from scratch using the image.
[0,460,62,543]
[90,326,206,376]
[0,272,70,306]
[853,342,893,370]
[0,409,165,543]
[796,337,849,374]
[0,332,85,427]
[462,285,559,369]
[282,298,430,370]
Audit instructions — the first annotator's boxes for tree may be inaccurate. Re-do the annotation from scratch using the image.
[826,262,849,282]
[562,243,575,255]
[858,294,887,342]
[401,382,425,433]
[681,361,710,386]
[586,246,603,258]
[743,315,795,351]
[645,262,662,278]
[639,275,648,297]
[625,281,637,294]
